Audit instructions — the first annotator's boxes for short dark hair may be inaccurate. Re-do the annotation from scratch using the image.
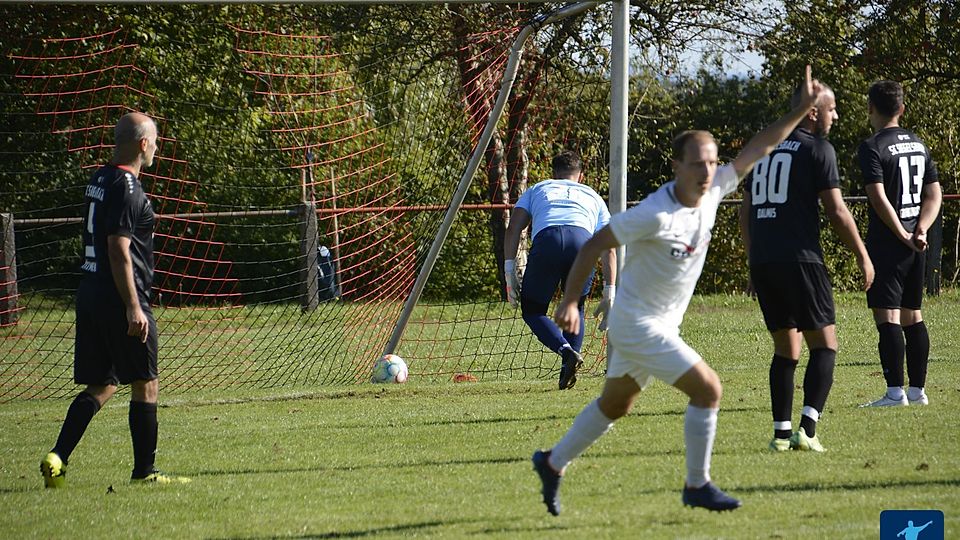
[868,80,904,117]
[552,150,582,177]
[672,130,716,161]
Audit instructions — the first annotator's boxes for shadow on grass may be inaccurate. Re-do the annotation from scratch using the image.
[191,455,525,478]
[411,408,768,427]
[210,518,481,539]
[245,405,765,432]
[188,447,691,479]
[0,486,37,494]
[467,523,591,536]
[735,476,960,494]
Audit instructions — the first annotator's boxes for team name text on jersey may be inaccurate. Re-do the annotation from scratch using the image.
[773,140,801,152]
[886,142,925,156]
[85,184,105,202]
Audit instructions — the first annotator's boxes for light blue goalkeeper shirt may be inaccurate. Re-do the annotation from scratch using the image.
[515,179,610,240]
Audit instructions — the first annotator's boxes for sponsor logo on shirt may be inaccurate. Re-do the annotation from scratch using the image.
[669,230,712,259]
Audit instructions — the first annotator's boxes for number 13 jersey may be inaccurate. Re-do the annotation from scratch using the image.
[858,126,938,244]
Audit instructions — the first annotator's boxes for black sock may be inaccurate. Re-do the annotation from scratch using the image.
[800,348,836,437]
[52,392,102,464]
[129,401,158,478]
[769,354,797,439]
[877,323,905,388]
[903,321,929,388]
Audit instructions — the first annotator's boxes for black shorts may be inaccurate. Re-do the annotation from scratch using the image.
[74,283,158,385]
[751,262,836,332]
[866,240,925,310]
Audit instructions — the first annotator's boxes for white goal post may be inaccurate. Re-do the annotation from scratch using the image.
[384,0,630,356]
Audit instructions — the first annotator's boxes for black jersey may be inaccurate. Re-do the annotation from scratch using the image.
[80,164,155,304]
[746,128,840,265]
[858,127,938,243]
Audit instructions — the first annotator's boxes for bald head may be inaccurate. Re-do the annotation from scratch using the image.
[111,112,158,171]
[792,82,833,109]
[115,112,156,146]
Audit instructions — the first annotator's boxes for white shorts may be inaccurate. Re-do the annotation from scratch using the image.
[606,321,702,389]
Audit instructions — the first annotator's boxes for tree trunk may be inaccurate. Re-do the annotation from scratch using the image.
[450,5,512,300]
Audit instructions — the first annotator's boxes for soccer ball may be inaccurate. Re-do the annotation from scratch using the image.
[371,354,408,384]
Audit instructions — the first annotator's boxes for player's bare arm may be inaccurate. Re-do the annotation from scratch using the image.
[503,207,531,261]
[864,183,919,250]
[913,182,942,251]
[107,234,149,343]
[600,247,617,288]
[819,188,874,290]
[554,226,618,334]
[732,65,824,178]
[503,208,531,305]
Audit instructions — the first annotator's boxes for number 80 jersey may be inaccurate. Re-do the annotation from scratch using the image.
[858,127,938,242]
[80,164,156,304]
[745,127,840,265]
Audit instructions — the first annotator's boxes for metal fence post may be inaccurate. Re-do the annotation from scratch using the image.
[0,213,19,326]
[299,203,319,311]
[925,209,943,296]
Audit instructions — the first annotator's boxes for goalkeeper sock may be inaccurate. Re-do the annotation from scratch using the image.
[561,297,587,353]
[521,299,568,353]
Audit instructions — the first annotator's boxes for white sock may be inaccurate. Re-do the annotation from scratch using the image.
[887,386,905,400]
[800,406,820,423]
[684,404,718,488]
[773,420,792,433]
[907,386,925,400]
[549,400,614,473]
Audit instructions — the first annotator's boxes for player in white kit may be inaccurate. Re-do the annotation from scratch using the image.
[531,66,826,513]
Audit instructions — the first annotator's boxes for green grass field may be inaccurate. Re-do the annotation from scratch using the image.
[1,292,958,538]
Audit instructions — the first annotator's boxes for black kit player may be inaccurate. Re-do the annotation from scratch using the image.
[40,112,190,487]
[858,81,942,408]
[740,83,873,453]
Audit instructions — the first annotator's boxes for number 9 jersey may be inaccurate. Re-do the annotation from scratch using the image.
[80,164,156,305]
[858,127,938,244]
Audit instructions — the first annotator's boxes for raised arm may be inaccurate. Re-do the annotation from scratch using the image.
[732,65,824,178]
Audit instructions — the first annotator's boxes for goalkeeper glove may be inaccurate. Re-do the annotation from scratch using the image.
[505,259,521,308]
[593,284,615,331]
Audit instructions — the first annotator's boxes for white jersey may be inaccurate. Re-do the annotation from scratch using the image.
[515,179,610,239]
[607,164,739,332]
